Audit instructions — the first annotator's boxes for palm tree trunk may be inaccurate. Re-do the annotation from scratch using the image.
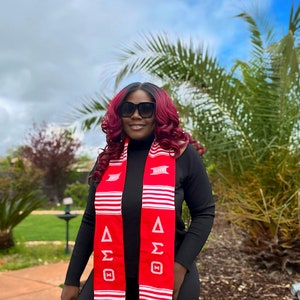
[0,229,14,250]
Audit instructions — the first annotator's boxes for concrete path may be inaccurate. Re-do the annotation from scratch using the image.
[0,259,93,299]
[0,210,90,299]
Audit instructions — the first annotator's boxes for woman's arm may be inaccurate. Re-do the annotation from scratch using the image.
[175,145,215,271]
[62,182,96,295]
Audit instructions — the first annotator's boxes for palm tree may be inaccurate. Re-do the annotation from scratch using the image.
[0,192,42,249]
[74,4,300,271]
[0,157,44,250]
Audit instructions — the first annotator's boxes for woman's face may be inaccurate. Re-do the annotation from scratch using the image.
[121,89,155,140]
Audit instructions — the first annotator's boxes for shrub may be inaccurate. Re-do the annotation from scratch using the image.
[64,181,89,208]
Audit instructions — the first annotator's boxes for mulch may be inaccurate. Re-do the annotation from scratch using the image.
[197,208,300,300]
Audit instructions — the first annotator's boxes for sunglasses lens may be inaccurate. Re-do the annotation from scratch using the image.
[120,102,155,118]
[120,102,135,117]
[139,102,155,118]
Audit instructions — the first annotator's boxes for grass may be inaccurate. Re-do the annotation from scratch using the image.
[0,212,83,272]
[0,243,70,271]
[14,214,82,241]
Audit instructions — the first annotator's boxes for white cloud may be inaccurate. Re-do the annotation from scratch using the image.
[0,0,291,156]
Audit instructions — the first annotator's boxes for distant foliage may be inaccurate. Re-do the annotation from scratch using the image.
[64,181,89,208]
[21,123,81,204]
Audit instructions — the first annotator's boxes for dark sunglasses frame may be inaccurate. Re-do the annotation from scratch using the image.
[119,102,155,118]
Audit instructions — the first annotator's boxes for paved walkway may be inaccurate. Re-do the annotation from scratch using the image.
[0,259,93,299]
[0,210,91,300]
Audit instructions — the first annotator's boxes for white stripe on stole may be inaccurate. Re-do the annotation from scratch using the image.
[94,289,126,300]
[142,185,175,210]
[108,158,125,166]
[108,144,128,166]
[139,285,173,300]
[95,192,122,214]
[149,143,171,157]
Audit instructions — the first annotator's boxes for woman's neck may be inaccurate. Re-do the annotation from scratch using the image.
[128,134,155,150]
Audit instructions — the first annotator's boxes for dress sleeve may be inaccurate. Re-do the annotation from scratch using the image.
[175,145,215,271]
[64,181,96,286]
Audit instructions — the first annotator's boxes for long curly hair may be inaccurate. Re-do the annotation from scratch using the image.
[91,82,205,182]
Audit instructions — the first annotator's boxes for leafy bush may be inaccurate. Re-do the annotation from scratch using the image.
[218,151,300,272]
[0,157,45,250]
[64,181,89,208]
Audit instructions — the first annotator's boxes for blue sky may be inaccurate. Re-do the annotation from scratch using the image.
[0,0,297,157]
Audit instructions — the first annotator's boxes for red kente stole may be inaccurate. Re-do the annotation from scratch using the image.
[94,138,176,300]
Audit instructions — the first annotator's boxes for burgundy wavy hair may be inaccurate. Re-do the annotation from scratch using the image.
[91,82,206,182]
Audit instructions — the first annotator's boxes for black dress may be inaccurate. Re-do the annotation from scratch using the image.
[65,138,215,300]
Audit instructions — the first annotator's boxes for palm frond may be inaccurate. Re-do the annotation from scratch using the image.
[113,5,299,171]
[68,94,110,131]
[107,3,300,270]
[0,191,43,231]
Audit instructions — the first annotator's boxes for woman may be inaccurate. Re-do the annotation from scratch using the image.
[61,82,215,300]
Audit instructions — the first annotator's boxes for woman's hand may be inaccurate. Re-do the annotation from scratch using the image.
[173,262,187,300]
[61,284,80,300]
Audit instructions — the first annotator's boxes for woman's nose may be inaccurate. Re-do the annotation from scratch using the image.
[131,108,142,118]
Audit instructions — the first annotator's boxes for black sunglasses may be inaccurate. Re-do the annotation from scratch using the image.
[119,102,155,118]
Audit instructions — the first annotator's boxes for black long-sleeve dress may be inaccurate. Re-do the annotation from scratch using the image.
[64,138,215,298]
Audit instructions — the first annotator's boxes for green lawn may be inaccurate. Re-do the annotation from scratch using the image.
[14,214,83,242]
[0,213,83,272]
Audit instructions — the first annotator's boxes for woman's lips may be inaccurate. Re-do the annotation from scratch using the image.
[129,124,145,130]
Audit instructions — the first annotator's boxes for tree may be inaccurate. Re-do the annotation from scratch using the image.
[21,123,81,204]
[0,157,44,249]
[73,4,300,271]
